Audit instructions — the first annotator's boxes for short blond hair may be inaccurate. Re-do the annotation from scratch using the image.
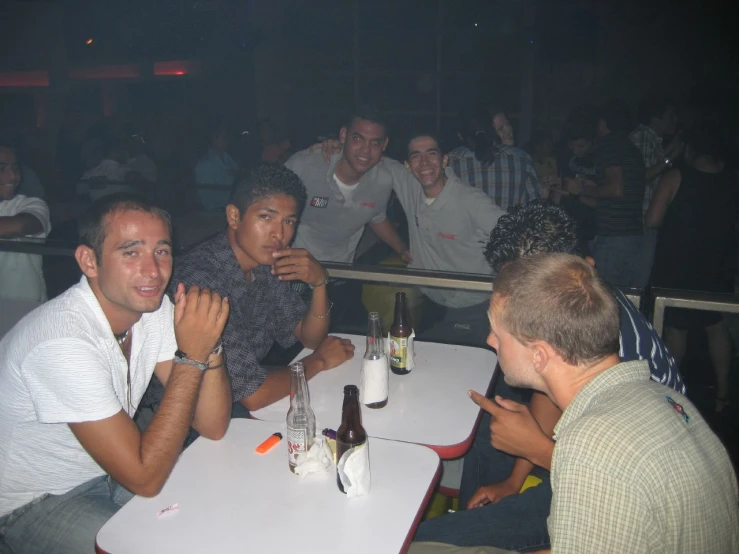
[493,253,619,366]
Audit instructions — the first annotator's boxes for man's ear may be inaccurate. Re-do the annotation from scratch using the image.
[531,341,550,375]
[382,137,389,153]
[75,245,99,279]
[339,127,347,145]
[225,204,241,229]
[442,154,449,168]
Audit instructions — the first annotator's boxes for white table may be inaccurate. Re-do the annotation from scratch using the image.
[96,419,440,554]
[252,334,497,459]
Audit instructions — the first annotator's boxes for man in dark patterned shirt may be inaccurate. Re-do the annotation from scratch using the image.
[170,164,355,412]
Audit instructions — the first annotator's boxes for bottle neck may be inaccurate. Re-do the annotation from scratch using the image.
[340,393,361,426]
[365,318,384,359]
[290,366,310,409]
[393,296,408,328]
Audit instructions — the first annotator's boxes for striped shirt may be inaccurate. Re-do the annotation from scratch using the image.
[613,287,684,393]
[0,276,177,517]
[550,361,739,553]
[629,124,665,213]
[447,145,542,212]
[594,132,646,236]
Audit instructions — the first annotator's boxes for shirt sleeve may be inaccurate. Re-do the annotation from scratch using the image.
[549,458,652,553]
[383,158,416,214]
[157,296,178,363]
[16,196,51,237]
[465,187,505,234]
[22,338,122,424]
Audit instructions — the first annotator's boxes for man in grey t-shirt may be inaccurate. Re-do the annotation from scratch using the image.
[285,106,410,330]
[388,134,504,344]
[285,105,410,264]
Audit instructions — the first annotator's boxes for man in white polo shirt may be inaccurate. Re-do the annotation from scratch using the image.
[0,142,51,302]
[0,193,232,554]
[388,133,505,344]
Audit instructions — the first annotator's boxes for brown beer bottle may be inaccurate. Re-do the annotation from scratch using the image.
[336,385,367,493]
[389,292,412,375]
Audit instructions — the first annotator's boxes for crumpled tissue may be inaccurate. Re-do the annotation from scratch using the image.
[337,441,371,497]
[294,435,333,479]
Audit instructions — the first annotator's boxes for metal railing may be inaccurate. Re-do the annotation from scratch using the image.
[6,239,739,332]
[651,288,739,336]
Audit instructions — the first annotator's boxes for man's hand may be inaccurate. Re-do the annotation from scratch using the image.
[304,336,355,373]
[400,249,413,264]
[271,248,327,287]
[308,138,343,163]
[469,391,552,464]
[467,478,521,509]
[173,283,229,362]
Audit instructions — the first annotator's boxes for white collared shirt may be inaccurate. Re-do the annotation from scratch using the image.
[0,276,177,517]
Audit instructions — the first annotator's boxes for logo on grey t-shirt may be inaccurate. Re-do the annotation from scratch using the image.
[310,196,329,208]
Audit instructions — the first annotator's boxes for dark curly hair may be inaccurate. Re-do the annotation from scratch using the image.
[229,163,307,217]
[484,202,582,273]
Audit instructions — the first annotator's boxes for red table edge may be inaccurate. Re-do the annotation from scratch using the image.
[400,459,442,554]
[95,461,443,554]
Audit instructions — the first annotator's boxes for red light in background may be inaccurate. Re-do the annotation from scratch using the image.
[0,70,50,88]
[86,38,94,45]
[154,60,201,77]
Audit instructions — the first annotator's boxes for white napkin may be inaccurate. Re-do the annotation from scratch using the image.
[360,357,389,405]
[337,441,371,497]
[386,331,415,371]
[294,435,333,479]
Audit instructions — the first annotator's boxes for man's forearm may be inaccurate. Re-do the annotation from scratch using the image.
[370,218,408,256]
[191,353,231,440]
[0,214,44,237]
[239,352,327,412]
[297,285,330,349]
[139,364,204,494]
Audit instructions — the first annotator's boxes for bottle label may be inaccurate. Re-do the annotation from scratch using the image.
[389,336,408,368]
[287,427,306,466]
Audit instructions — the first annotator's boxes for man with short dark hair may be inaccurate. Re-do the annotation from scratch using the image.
[390,133,504,343]
[285,105,409,263]
[0,193,231,553]
[412,253,738,554]
[413,202,683,552]
[565,99,646,288]
[167,164,355,413]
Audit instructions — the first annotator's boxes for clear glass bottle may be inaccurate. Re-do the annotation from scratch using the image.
[286,361,316,473]
[361,312,388,408]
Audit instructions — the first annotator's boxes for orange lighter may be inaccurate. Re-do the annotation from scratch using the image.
[255,432,283,454]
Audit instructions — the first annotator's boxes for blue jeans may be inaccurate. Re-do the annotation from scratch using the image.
[0,475,133,554]
[414,379,550,552]
[591,234,644,288]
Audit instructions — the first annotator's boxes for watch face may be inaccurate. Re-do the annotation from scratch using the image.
[175,349,187,358]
